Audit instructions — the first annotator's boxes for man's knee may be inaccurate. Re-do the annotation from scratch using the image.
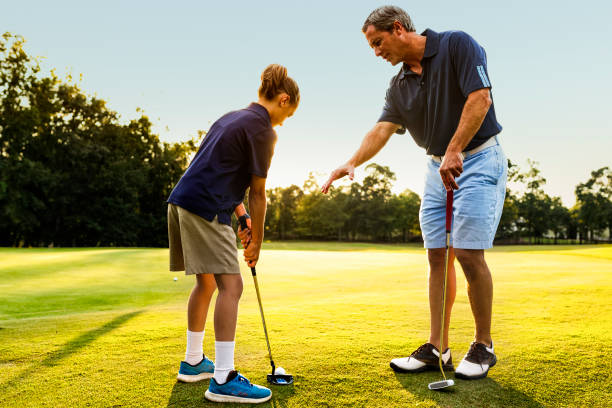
[455,249,487,281]
[427,248,446,267]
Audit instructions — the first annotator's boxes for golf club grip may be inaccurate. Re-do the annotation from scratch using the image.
[445,190,454,232]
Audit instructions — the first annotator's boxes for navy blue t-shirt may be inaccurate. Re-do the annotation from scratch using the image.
[168,103,277,225]
[379,29,502,156]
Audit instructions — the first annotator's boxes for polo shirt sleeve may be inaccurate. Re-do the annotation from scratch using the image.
[378,83,407,134]
[449,31,492,97]
[247,129,277,178]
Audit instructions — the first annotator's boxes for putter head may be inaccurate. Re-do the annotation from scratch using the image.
[267,374,294,385]
[428,379,455,390]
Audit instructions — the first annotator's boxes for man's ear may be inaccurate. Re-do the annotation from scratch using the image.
[393,21,403,35]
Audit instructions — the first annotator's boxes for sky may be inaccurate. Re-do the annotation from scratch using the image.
[2,0,611,207]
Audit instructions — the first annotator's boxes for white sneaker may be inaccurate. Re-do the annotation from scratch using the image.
[390,343,454,373]
[455,341,497,380]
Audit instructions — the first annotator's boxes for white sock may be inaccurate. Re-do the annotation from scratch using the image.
[213,341,235,384]
[185,330,204,365]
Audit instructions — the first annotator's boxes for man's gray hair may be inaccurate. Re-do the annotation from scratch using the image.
[362,5,416,33]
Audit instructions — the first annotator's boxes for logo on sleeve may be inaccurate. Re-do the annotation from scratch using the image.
[476,65,491,87]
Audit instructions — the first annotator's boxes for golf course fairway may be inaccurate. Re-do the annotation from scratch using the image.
[1,243,610,407]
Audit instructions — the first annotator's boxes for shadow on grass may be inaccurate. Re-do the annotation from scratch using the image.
[1,310,142,392]
[394,371,543,408]
[42,310,142,366]
[166,379,295,408]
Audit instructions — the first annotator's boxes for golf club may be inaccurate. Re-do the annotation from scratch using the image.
[428,189,456,391]
[239,217,294,386]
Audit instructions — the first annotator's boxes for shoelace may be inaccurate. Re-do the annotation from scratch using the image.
[465,342,490,365]
[238,375,253,388]
[410,343,432,358]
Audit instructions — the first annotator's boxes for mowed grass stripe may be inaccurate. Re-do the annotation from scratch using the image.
[0,244,610,407]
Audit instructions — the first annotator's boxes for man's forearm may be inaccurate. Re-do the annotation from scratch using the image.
[248,190,266,245]
[347,122,396,167]
[446,90,492,154]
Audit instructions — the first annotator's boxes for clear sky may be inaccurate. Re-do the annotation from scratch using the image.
[2,0,611,206]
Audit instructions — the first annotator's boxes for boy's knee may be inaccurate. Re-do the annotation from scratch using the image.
[216,275,243,299]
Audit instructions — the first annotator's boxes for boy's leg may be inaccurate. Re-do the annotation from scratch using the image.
[188,273,217,331]
[212,273,243,383]
[185,273,217,364]
[205,273,272,403]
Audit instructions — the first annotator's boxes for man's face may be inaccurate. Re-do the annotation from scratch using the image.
[364,24,403,66]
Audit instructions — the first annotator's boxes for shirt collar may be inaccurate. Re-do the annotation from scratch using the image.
[246,103,271,123]
[422,28,440,58]
[399,28,440,79]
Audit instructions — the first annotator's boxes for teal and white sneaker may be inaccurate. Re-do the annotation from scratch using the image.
[205,371,272,404]
[176,355,215,382]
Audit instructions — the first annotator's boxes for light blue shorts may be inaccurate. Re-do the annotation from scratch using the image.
[419,140,507,249]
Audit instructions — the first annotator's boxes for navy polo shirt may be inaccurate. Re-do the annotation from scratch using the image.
[379,29,502,156]
[168,103,277,225]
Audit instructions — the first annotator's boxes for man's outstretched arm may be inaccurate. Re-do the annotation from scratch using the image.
[321,121,400,193]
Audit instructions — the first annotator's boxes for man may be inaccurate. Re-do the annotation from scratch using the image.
[322,6,507,380]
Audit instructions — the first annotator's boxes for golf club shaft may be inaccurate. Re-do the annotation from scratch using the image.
[438,189,454,380]
[251,267,275,370]
[237,217,277,371]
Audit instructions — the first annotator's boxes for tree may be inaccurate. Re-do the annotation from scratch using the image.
[575,167,612,242]
[390,189,421,242]
[548,196,570,243]
[515,160,551,243]
[295,174,347,240]
[360,163,396,241]
[0,32,198,247]
[496,159,519,242]
[265,185,303,240]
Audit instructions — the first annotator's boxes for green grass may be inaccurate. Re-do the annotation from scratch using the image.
[0,243,611,407]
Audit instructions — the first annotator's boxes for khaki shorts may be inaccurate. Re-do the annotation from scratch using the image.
[168,204,240,275]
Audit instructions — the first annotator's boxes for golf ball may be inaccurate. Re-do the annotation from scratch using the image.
[173,277,178,282]
[275,367,286,375]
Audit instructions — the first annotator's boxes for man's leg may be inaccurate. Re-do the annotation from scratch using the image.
[454,249,492,346]
[390,246,457,373]
[428,247,456,351]
[453,248,497,380]
[389,157,456,374]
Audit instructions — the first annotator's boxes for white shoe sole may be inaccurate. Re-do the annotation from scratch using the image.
[204,390,272,404]
[176,372,214,382]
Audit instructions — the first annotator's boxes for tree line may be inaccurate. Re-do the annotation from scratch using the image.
[1,33,610,247]
[258,162,611,244]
